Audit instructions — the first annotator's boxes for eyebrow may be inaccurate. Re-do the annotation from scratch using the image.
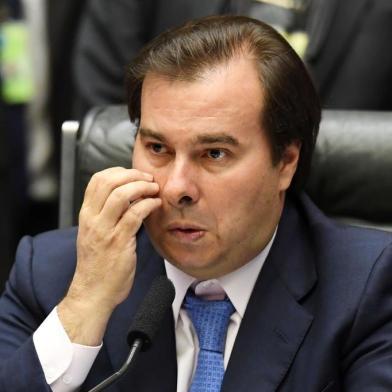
[138,127,239,146]
[138,128,167,142]
[196,133,239,146]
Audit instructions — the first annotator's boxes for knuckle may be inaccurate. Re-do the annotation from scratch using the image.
[90,171,103,182]
[99,176,114,189]
[128,207,142,221]
[78,214,96,233]
[79,222,113,248]
[111,186,126,201]
[124,207,143,227]
[99,177,118,193]
[92,170,112,184]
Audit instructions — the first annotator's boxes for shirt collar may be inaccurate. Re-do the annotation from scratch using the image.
[165,227,277,326]
[164,260,196,327]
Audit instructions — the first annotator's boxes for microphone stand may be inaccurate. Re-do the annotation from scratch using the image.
[87,275,175,392]
[88,338,143,392]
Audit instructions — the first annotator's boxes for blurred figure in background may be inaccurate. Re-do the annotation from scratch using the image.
[46,1,88,182]
[73,0,392,117]
[72,0,249,118]
[0,0,87,288]
[305,0,392,110]
[0,0,30,286]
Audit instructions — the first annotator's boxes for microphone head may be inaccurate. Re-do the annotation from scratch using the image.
[127,276,175,351]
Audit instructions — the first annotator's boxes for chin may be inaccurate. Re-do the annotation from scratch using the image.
[166,247,209,268]
[160,245,217,276]
[146,227,220,275]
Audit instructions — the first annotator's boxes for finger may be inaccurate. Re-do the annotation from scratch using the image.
[82,167,154,214]
[116,197,162,235]
[99,181,160,225]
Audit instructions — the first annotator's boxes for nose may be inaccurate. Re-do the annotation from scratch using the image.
[160,158,200,208]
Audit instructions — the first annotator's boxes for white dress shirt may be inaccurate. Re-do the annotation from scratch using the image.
[33,230,276,392]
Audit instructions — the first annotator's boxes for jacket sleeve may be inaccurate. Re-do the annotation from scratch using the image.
[343,243,392,390]
[0,236,51,392]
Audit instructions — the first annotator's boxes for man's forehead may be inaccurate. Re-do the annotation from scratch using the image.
[141,58,264,114]
[138,56,266,147]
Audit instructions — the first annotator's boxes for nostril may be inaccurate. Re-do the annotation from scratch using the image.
[179,195,193,205]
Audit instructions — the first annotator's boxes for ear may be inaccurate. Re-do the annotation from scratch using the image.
[278,140,301,192]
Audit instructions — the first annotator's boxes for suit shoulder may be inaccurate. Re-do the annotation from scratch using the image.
[30,226,78,261]
[299,194,392,273]
[13,227,78,312]
[313,214,392,264]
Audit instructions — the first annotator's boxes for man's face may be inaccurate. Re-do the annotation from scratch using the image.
[132,56,300,279]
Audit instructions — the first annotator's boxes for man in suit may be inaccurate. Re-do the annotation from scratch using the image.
[1,15,392,392]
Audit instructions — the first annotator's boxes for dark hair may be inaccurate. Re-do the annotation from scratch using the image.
[126,15,321,190]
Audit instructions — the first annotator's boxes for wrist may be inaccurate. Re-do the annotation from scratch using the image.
[58,295,114,346]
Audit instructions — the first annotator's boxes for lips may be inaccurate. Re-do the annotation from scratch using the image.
[166,222,206,242]
[167,222,205,231]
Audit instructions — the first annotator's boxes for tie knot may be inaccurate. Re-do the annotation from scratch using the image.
[184,290,235,353]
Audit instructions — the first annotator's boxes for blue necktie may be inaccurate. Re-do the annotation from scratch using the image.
[184,290,235,392]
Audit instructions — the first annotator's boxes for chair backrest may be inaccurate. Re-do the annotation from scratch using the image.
[60,105,392,231]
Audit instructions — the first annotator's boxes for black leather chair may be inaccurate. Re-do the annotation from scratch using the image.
[60,105,392,231]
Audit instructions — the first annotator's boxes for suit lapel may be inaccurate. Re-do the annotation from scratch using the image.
[103,229,177,391]
[222,197,316,392]
[306,0,370,92]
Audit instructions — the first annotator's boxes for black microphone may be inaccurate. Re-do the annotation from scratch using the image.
[88,276,175,392]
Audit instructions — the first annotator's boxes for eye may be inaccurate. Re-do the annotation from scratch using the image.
[206,149,226,160]
[148,143,167,154]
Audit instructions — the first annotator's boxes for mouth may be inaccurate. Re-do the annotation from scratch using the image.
[167,223,206,242]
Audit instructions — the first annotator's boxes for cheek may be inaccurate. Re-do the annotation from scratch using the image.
[204,180,251,234]
[215,173,278,229]
[132,147,161,180]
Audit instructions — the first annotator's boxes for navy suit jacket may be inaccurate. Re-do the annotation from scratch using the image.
[1,194,392,391]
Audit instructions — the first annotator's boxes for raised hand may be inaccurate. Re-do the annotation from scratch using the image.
[58,167,161,345]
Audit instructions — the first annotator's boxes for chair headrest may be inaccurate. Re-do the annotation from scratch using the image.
[306,110,392,227]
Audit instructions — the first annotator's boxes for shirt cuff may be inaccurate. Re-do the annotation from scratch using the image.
[33,307,102,391]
